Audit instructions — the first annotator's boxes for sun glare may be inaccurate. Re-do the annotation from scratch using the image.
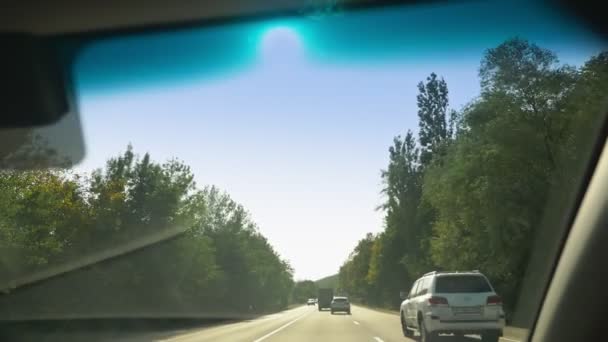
[259,26,304,62]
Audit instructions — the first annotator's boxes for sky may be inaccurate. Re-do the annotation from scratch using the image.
[66,1,605,280]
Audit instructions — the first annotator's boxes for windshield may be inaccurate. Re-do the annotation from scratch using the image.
[435,276,493,294]
[0,0,606,341]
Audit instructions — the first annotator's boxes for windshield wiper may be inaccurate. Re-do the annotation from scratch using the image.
[0,225,187,294]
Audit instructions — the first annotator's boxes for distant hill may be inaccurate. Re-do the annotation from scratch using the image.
[315,274,338,289]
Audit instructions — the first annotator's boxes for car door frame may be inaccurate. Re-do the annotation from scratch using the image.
[405,279,421,326]
[531,136,608,341]
[413,276,431,327]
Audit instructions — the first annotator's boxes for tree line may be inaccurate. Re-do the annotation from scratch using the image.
[338,38,608,321]
[0,146,294,316]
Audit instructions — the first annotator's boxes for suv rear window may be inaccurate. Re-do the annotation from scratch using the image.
[333,298,348,302]
[434,275,492,293]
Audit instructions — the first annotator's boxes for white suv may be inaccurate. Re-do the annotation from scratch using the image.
[399,271,505,342]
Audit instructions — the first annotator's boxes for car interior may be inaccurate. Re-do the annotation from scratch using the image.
[0,0,606,341]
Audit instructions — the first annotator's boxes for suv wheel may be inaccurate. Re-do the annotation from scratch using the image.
[401,314,413,337]
[419,318,435,342]
[481,331,499,342]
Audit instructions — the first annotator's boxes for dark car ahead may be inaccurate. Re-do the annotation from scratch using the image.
[330,297,351,315]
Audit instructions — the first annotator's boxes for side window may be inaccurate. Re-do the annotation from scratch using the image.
[417,277,430,296]
[408,280,420,298]
[427,277,435,293]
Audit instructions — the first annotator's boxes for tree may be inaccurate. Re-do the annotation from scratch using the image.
[292,280,318,303]
[339,39,608,319]
[479,38,578,173]
[0,146,295,317]
[338,233,375,302]
[0,169,88,278]
[374,132,425,307]
[186,186,294,312]
[417,73,456,165]
[424,39,589,315]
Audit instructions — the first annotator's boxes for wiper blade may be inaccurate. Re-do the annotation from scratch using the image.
[0,225,187,294]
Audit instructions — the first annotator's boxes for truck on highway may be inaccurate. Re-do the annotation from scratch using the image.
[317,288,334,311]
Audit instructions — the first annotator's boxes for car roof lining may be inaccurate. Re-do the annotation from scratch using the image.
[0,0,435,36]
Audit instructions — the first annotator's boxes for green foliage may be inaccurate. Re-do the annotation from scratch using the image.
[316,274,339,289]
[0,146,293,316]
[292,280,318,303]
[339,38,607,317]
[0,170,88,276]
[417,73,455,165]
[338,233,374,302]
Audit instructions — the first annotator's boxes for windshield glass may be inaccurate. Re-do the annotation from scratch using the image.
[0,0,606,340]
[435,276,493,294]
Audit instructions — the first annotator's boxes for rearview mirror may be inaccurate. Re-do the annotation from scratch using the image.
[1,33,69,127]
[0,33,85,169]
[400,291,408,300]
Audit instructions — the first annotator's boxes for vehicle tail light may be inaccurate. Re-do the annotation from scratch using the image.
[487,295,502,305]
[428,296,449,305]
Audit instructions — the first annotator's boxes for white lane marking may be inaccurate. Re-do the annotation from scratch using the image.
[353,321,360,325]
[160,307,309,341]
[256,313,285,321]
[373,337,384,342]
[500,338,521,342]
[252,311,312,342]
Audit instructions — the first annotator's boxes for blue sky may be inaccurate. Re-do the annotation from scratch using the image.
[70,1,605,280]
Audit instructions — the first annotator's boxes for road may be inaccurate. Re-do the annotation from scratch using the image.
[130,305,519,342]
[4,305,522,341]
